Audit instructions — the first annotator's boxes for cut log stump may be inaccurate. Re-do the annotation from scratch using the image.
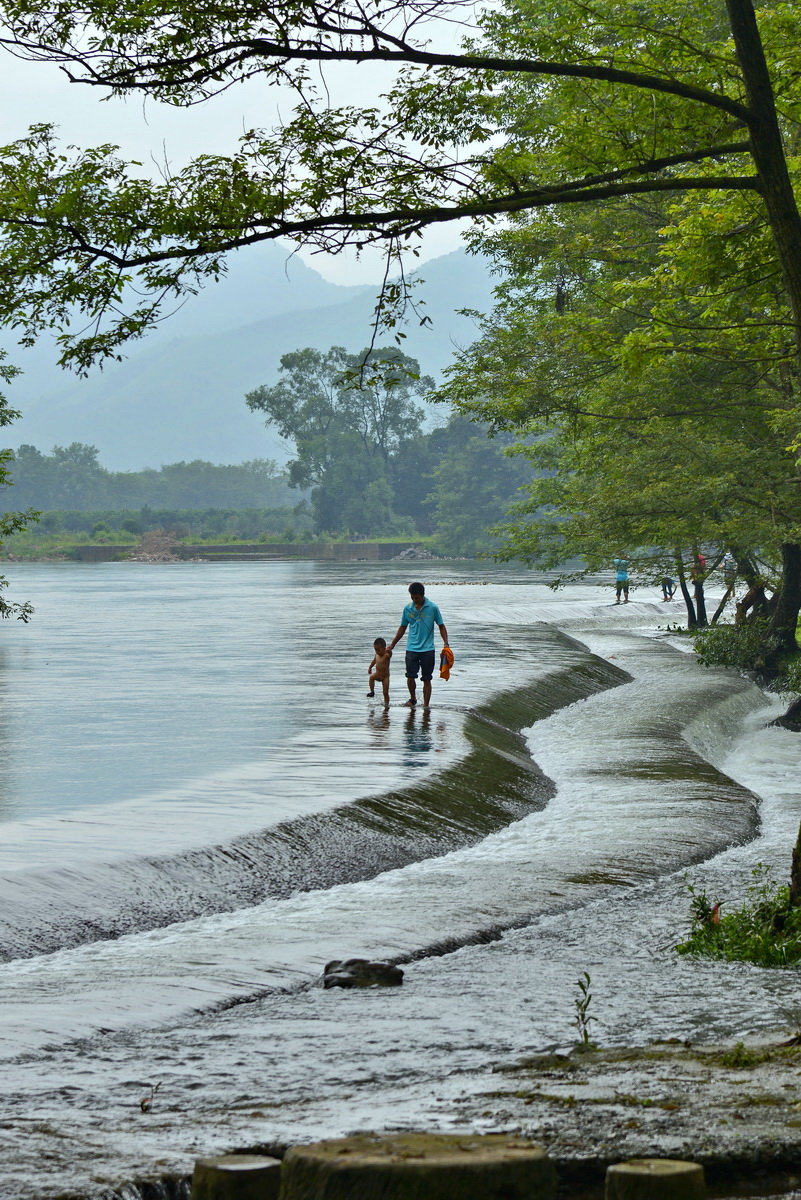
[192,1153,282,1200]
[605,1157,706,1199]
[278,1132,556,1200]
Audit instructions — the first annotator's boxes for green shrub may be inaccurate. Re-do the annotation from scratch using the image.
[676,868,801,968]
[693,622,801,695]
[693,621,781,672]
[718,1041,763,1068]
[782,654,801,695]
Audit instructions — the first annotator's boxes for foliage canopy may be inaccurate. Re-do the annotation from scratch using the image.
[0,0,799,377]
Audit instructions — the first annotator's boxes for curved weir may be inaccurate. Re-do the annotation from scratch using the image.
[0,574,789,1200]
[0,632,764,1062]
[0,629,626,961]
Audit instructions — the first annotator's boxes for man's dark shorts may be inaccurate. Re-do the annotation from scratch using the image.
[406,650,435,682]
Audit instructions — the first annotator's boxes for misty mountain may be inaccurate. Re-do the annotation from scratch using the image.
[3,244,496,470]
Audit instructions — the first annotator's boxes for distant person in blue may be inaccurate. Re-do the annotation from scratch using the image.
[661,576,676,601]
[612,557,630,603]
[388,582,450,708]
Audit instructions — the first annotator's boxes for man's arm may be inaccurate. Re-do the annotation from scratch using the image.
[438,623,449,646]
[389,625,407,651]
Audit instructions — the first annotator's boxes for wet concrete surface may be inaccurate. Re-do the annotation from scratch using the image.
[447,1033,801,1198]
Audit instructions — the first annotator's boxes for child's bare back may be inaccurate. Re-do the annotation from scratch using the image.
[367,638,392,703]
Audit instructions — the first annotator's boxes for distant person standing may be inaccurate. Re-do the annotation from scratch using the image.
[388,582,449,708]
[722,552,737,589]
[613,557,630,603]
[661,576,676,601]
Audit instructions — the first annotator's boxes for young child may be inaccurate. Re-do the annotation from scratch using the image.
[367,637,392,704]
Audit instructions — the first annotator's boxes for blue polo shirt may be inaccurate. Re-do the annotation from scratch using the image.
[401,597,443,653]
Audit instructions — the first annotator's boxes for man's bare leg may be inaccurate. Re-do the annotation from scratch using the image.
[422,679,432,707]
[404,676,417,706]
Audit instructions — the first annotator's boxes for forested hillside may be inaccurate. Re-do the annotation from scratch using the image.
[5,247,494,470]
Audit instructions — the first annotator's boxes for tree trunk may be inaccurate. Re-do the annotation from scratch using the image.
[733,549,768,624]
[711,586,733,625]
[690,550,709,627]
[693,578,709,627]
[675,549,697,629]
[727,0,801,359]
[725,1,801,906]
[766,542,801,656]
[790,820,801,908]
[736,584,766,623]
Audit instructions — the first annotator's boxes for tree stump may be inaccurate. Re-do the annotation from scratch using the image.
[605,1157,706,1199]
[790,818,801,906]
[192,1153,282,1200]
[278,1132,556,1200]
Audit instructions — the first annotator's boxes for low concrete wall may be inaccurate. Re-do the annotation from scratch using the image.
[71,545,133,562]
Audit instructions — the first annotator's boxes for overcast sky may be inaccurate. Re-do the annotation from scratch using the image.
[0,28,469,286]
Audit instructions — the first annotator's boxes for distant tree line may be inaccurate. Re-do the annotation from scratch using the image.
[2,350,531,556]
[2,445,299,512]
[32,506,313,542]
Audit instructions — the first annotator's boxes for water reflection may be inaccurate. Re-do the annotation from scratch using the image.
[366,704,450,767]
[402,707,433,766]
[366,705,391,742]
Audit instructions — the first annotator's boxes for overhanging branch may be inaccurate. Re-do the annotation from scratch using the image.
[0,33,753,123]
[0,171,760,271]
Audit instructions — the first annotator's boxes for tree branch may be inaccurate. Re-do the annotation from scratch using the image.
[0,34,753,123]
[3,171,760,274]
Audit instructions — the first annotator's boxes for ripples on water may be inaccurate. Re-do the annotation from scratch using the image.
[0,562,798,1198]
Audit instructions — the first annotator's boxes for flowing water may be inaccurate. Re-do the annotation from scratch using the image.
[0,561,798,1198]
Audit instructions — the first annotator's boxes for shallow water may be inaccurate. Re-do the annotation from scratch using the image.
[0,562,798,1198]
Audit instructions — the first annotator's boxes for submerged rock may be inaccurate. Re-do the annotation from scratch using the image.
[771,697,801,731]
[393,546,438,560]
[322,958,404,988]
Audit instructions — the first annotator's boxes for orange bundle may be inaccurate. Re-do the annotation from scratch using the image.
[439,646,455,680]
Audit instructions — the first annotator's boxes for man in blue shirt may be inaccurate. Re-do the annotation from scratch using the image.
[612,556,630,603]
[389,582,449,707]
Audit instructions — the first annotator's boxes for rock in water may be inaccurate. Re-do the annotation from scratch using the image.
[322,958,404,988]
[771,697,801,731]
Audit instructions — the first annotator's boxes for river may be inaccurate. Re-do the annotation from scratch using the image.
[0,560,798,1198]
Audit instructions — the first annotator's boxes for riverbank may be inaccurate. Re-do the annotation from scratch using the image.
[100,1031,801,1199]
[71,538,437,562]
[1,536,443,563]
